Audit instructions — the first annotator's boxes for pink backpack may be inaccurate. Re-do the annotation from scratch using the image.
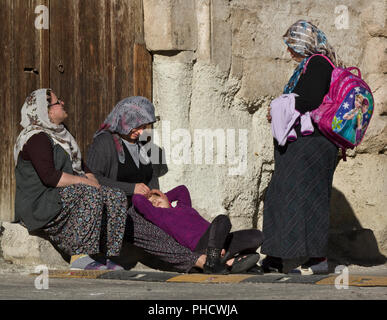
[304,54,374,160]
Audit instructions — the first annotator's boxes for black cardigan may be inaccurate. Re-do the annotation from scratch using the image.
[293,55,334,114]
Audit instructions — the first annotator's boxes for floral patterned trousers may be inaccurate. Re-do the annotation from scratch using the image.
[43,184,128,257]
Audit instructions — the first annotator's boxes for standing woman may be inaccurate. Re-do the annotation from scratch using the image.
[261,20,340,274]
[14,89,129,270]
[86,97,205,273]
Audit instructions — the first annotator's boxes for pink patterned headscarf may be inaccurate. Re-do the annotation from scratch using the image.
[94,96,156,163]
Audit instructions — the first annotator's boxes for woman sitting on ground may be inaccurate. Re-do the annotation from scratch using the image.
[14,89,128,270]
[86,97,207,273]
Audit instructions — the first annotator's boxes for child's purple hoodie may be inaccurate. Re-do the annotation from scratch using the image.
[132,185,210,251]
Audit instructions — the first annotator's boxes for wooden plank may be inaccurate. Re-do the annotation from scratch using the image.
[49,0,80,148]
[110,0,135,103]
[0,0,46,222]
[78,0,112,155]
[131,0,152,101]
[39,0,50,88]
[133,43,152,101]
[0,0,14,222]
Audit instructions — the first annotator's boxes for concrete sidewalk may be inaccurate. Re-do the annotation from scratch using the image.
[1,255,387,300]
[0,268,386,300]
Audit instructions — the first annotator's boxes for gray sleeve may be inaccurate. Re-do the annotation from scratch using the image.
[86,133,136,196]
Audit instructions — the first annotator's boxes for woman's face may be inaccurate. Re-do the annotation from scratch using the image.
[130,124,148,140]
[48,92,68,125]
[287,47,306,63]
[121,123,150,143]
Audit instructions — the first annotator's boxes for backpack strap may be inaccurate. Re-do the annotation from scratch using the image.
[303,54,336,73]
[346,67,362,78]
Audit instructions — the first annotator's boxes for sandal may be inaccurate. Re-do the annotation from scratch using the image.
[70,255,108,270]
[230,253,260,274]
[71,260,108,271]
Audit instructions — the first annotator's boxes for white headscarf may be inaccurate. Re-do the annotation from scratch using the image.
[14,89,84,175]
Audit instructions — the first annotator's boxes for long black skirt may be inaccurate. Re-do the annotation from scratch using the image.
[261,131,338,259]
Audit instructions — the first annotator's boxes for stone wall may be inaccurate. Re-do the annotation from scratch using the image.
[144,0,387,261]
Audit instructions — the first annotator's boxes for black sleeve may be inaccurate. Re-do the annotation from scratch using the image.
[293,55,333,114]
[21,132,63,187]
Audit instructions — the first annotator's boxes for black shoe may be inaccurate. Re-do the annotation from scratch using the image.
[203,247,229,274]
[229,253,260,274]
[245,264,264,275]
[188,266,203,274]
[261,256,283,273]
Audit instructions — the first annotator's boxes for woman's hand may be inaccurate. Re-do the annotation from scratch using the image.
[56,172,100,189]
[79,175,101,189]
[134,183,151,197]
[85,173,99,184]
[150,189,168,202]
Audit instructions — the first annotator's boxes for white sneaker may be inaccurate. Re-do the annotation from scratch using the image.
[289,258,328,275]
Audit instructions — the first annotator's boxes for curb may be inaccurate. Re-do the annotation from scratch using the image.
[33,270,387,287]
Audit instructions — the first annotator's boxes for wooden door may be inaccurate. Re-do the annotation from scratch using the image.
[0,0,49,222]
[0,0,152,222]
[50,0,152,158]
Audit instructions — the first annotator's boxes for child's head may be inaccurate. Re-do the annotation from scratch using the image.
[148,193,170,208]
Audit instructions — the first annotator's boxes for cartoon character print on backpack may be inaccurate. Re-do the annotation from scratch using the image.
[333,87,374,145]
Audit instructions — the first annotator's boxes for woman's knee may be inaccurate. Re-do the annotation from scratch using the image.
[250,229,264,246]
[101,186,127,203]
[79,185,103,205]
[213,214,231,228]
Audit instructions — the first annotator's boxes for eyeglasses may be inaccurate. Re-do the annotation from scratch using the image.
[48,99,63,108]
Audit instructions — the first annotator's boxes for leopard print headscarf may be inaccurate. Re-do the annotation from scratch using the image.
[14,89,84,175]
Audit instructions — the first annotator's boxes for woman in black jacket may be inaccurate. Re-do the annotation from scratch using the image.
[86,96,206,273]
[261,20,340,275]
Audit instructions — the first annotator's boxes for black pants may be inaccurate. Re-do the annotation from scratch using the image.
[194,215,264,257]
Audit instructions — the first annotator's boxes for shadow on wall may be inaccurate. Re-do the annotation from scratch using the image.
[328,187,386,269]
